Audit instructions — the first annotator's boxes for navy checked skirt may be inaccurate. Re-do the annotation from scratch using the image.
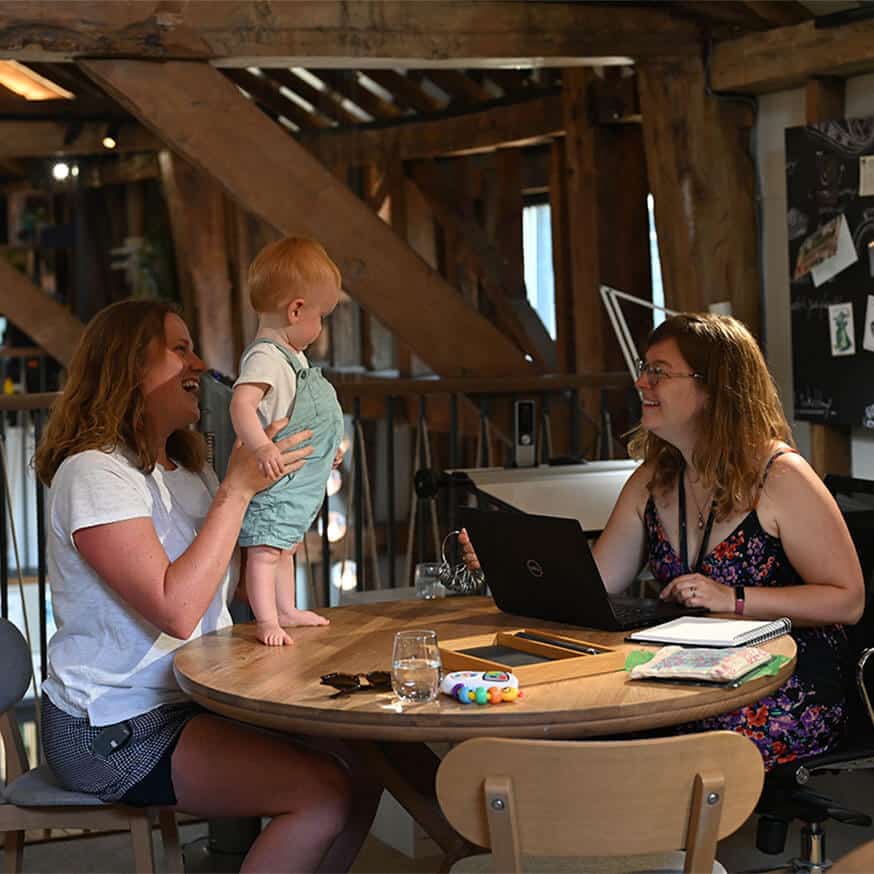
[41,695,203,804]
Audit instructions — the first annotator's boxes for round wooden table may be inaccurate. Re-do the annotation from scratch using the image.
[174,596,795,741]
[174,596,795,866]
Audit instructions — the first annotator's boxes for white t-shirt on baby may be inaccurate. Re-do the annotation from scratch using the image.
[234,343,308,429]
[42,448,235,727]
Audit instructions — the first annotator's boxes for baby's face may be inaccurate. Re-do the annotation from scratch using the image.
[289,280,340,350]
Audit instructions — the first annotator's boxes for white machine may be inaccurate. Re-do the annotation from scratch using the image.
[462,460,639,534]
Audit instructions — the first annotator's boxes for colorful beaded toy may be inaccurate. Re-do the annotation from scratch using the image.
[440,670,522,705]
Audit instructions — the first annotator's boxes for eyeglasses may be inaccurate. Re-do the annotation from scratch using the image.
[635,359,703,387]
[320,671,391,698]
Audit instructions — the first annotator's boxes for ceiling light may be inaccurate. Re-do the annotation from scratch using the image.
[102,123,119,150]
[0,61,73,101]
[52,162,70,181]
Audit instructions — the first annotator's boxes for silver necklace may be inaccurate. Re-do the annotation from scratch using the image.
[686,470,715,530]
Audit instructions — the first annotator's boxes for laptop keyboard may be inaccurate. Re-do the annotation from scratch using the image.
[610,597,701,626]
[612,602,666,623]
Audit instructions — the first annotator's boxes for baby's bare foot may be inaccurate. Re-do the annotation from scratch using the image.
[277,608,330,628]
[256,621,294,646]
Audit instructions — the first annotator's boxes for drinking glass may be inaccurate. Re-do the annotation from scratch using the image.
[414,562,445,600]
[391,629,441,703]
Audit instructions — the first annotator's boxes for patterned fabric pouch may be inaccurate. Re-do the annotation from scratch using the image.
[629,645,773,686]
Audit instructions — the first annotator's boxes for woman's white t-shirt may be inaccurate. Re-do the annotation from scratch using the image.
[42,448,234,727]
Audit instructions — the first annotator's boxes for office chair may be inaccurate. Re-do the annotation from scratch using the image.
[436,732,764,874]
[0,618,182,873]
[754,475,874,873]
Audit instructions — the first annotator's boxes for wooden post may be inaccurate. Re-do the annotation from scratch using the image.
[158,150,236,376]
[806,77,851,478]
[561,69,603,401]
[638,55,760,336]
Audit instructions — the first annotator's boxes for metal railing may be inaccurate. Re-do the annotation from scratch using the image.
[0,369,634,666]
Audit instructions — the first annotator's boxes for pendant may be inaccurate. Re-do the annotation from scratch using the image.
[697,512,705,530]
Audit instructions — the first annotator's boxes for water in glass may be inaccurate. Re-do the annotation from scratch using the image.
[391,629,441,703]
[414,562,445,599]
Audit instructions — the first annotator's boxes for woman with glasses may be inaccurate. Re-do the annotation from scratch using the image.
[463,313,863,769]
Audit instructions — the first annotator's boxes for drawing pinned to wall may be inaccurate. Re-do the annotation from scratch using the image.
[864,296,874,353]
[794,216,840,280]
[811,214,859,286]
[829,302,856,356]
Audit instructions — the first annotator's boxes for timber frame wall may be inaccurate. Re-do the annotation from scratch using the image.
[1,0,863,473]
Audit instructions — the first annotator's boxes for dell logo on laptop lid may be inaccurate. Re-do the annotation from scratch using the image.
[526,559,544,578]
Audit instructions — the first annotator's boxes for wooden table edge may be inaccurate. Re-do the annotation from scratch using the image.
[175,653,796,741]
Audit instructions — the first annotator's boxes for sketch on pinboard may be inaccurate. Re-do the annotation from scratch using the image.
[828,302,856,356]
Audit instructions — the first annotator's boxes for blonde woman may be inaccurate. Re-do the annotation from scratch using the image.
[464,313,863,769]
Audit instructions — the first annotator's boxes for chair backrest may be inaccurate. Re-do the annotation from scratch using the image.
[0,617,34,783]
[824,475,874,737]
[436,732,763,874]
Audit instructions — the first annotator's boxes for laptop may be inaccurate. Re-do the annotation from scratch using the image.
[459,507,707,631]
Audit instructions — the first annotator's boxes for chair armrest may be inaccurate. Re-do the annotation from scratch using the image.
[856,647,874,731]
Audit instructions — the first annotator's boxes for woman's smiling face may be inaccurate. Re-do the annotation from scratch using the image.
[141,313,205,436]
[635,337,709,445]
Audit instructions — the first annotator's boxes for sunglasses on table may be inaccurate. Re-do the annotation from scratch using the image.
[320,671,392,698]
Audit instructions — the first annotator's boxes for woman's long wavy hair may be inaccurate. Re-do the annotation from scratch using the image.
[34,299,205,486]
[627,313,793,519]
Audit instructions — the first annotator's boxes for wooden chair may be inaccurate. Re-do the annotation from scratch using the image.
[0,618,183,874]
[435,731,764,874]
[832,838,874,873]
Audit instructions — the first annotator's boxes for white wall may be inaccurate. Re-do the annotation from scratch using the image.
[757,76,874,475]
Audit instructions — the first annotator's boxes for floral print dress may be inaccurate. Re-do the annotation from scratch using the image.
[644,459,850,770]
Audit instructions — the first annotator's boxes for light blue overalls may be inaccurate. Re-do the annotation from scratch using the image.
[239,339,344,550]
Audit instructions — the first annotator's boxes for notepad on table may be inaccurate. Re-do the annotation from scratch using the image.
[626,616,791,648]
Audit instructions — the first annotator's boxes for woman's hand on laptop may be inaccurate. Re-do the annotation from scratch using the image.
[458,528,481,571]
[659,573,732,612]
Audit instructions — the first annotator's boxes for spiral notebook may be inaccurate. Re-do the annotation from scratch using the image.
[626,616,791,648]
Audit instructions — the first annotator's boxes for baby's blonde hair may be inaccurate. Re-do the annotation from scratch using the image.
[248,236,341,314]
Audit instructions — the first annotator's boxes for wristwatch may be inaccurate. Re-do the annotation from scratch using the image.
[734,585,746,616]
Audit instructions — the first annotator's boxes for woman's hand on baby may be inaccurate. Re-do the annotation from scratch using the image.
[255,442,285,479]
[659,573,733,612]
[224,420,313,499]
[458,527,481,571]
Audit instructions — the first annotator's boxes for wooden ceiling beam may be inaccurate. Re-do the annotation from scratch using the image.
[262,69,359,126]
[414,70,492,106]
[0,258,83,366]
[24,61,108,100]
[311,70,404,121]
[222,68,328,130]
[0,119,160,157]
[711,17,874,93]
[300,94,563,166]
[78,58,532,378]
[363,70,442,115]
[742,1,811,27]
[0,1,698,65]
[0,95,126,120]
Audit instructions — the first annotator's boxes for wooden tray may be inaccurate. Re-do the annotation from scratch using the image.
[439,628,627,685]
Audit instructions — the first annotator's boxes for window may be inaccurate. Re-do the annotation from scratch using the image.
[648,194,666,329]
[522,201,556,339]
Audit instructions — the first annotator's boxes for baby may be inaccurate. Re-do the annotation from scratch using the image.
[230,236,344,645]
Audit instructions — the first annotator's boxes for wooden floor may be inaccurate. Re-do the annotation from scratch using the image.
[2,771,874,873]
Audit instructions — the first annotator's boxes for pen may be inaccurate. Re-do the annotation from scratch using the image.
[514,630,605,656]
